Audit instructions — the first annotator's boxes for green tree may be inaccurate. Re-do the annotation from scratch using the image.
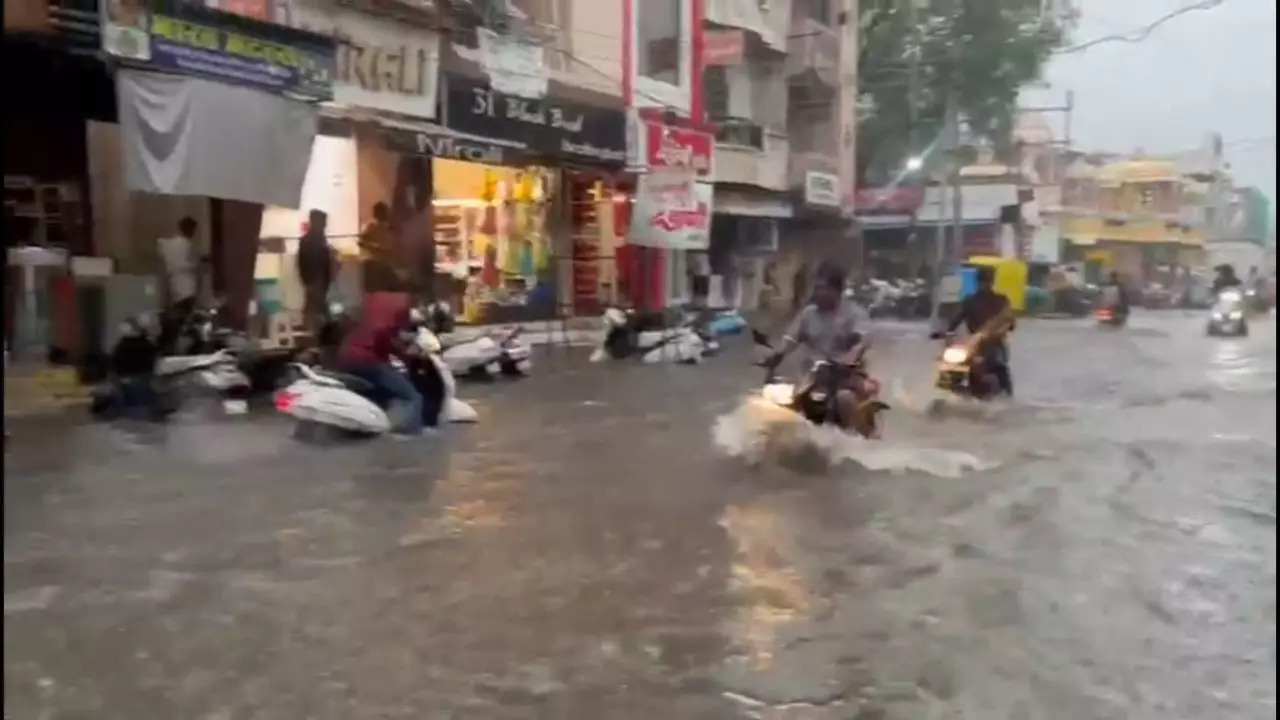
[856,0,1064,185]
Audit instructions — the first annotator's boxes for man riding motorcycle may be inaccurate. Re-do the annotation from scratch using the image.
[1101,270,1130,322]
[931,266,1015,396]
[1212,265,1243,296]
[761,263,879,432]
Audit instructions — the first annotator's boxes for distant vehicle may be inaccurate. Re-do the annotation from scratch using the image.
[1206,290,1248,337]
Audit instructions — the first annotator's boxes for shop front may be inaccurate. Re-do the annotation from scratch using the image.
[100,0,336,331]
[252,1,441,343]
[430,74,629,323]
[855,186,923,281]
[711,188,791,310]
[623,113,717,310]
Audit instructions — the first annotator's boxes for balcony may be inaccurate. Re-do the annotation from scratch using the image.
[714,131,789,192]
[786,16,838,89]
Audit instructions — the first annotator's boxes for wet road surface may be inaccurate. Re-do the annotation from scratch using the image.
[5,312,1276,719]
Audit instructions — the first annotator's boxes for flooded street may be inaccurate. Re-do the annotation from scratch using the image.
[5,313,1276,720]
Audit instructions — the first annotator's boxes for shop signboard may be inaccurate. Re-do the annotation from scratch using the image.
[286,0,441,118]
[703,29,745,66]
[444,75,626,165]
[642,120,715,178]
[803,172,840,208]
[382,125,507,164]
[630,170,713,250]
[108,3,337,101]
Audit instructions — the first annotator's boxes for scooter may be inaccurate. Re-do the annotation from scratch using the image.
[750,329,890,440]
[1094,305,1128,328]
[421,302,533,380]
[590,307,709,364]
[439,327,533,380]
[932,308,1015,401]
[1206,290,1248,337]
[91,319,250,420]
[274,325,478,437]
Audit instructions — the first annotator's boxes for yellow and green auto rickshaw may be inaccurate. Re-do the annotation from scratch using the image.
[961,256,1028,312]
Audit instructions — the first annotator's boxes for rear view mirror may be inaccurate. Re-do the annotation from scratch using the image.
[751,329,772,348]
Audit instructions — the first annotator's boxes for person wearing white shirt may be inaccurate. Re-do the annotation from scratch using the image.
[156,217,204,352]
[158,217,200,309]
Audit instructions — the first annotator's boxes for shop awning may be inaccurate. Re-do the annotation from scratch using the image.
[117,70,318,207]
[713,189,793,218]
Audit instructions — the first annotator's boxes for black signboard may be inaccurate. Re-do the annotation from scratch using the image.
[382,125,508,164]
[443,75,626,166]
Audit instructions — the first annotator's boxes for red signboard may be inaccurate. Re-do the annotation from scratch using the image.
[703,29,745,66]
[644,121,714,178]
[854,186,924,214]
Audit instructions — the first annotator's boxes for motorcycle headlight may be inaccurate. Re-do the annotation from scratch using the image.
[761,383,795,406]
[941,346,969,365]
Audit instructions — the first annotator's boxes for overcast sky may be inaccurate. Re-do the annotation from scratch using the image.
[1022,0,1277,222]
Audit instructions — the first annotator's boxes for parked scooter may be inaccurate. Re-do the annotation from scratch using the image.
[91,316,249,420]
[422,301,534,380]
[274,320,478,438]
[589,307,709,364]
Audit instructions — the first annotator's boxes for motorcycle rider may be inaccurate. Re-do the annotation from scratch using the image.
[931,265,1015,396]
[336,299,425,437]
[1212,264,1243,295]
[1103,270,1130,321]
[762,262,879,431]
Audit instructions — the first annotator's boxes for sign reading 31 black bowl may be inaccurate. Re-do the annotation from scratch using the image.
[444,76,626,165]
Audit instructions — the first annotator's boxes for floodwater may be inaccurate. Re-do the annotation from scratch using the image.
[5,313,1275,719]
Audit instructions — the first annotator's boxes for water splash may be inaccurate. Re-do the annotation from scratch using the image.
[712,396,992,479]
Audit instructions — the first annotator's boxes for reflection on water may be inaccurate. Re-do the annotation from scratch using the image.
[718,503,811,671]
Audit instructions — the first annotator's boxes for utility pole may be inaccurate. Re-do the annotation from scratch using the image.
[927,91,957,327]
[906,0,923,277]
[928,8,964,327]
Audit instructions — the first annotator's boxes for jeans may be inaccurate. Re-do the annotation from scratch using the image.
[344,362,424,435]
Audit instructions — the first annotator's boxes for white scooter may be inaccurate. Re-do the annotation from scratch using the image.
[439,326,533,380]
[423,302,533,380]
[589,307,709,364]
[274,326,478,437]
[156,349,252,413]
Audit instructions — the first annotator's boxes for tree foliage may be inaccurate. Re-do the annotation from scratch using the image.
[856,0,1063,185]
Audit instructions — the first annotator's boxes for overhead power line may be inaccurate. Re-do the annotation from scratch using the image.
[1054,0,1229,54]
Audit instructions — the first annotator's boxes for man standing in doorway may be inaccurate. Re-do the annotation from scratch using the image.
[159,216,200,313]
[360,202,400,292]
[297,209,334,337]
[157,217,201,352]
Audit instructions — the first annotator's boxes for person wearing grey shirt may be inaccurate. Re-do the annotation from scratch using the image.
[762,262,880,432]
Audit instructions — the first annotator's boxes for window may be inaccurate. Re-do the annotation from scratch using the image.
[804,0,831,24]
[637,0,682,85]
[704,66,729,119]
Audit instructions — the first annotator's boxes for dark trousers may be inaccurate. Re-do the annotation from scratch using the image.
[981,343,1013,396]
[341,362,424,434]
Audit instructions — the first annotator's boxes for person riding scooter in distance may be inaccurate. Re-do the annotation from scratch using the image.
[1104,270,1131,322]
[761,262,880,432]
[336,298,426,437]
[931,266,1015,396]
[1212,264,1243,296]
